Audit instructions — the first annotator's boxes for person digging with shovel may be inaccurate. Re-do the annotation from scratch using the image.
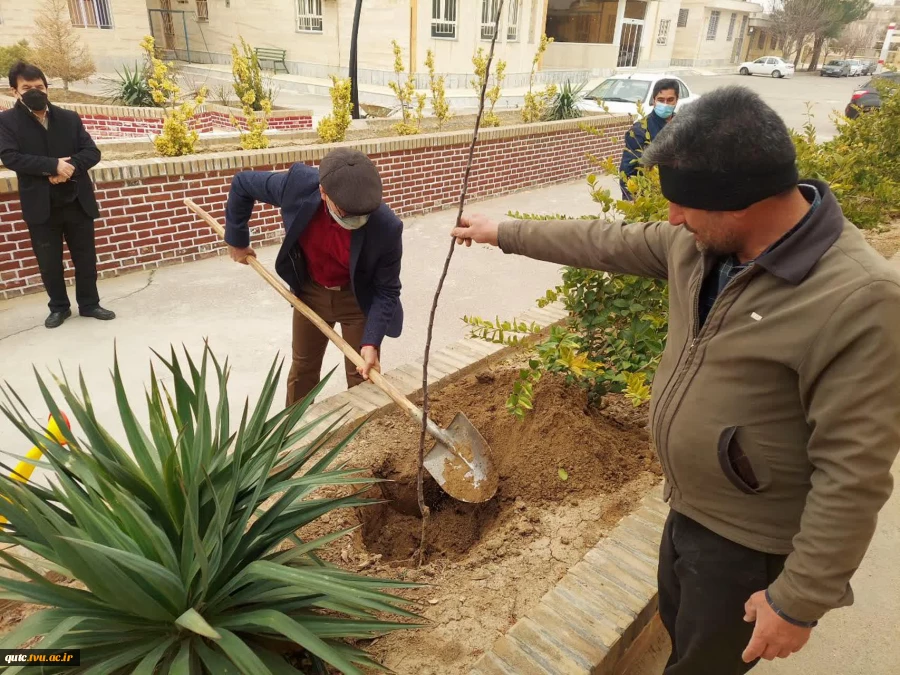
[451,86,900,674]
[224,148,403,406]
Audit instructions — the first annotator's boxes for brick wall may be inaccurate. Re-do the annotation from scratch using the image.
[0,116,630,300]
[0,97,313,139]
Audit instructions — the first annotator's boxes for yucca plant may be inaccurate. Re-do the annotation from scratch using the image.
[104,62,155,107]
[0,347,421,674]
[545,80,586,121]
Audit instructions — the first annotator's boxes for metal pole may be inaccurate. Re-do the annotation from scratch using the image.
[183,12,192,63]
[349,0,363,119]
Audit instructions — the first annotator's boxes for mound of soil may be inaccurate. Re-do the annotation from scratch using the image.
[295,362,661,674]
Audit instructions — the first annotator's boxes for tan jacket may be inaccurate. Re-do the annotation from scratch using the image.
[498,182,900,622]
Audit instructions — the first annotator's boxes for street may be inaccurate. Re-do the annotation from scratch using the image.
[681,70,864,141]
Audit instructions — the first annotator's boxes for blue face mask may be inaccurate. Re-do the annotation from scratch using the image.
[654,103,676,119]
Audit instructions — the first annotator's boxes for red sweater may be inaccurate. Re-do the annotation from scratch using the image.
[299,203,351,289]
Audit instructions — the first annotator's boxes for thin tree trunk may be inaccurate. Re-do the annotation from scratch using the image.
[807,36,826,72]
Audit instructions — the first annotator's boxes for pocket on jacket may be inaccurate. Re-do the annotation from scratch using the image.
[717,426,772,495]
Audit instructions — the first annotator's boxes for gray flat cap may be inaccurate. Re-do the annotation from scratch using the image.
[319,148,383,215]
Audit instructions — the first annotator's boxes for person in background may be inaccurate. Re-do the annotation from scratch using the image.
[452,86,900,674]
[619,78,680,200]
[0,61,114,328]
[224,148,403,406]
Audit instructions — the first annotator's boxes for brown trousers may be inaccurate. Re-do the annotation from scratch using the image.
[286,281,367,407]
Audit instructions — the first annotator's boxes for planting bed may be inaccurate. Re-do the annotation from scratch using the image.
[298,360,661,675]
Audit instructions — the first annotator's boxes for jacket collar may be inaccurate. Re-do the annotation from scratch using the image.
[752,180,843,285]
[14,99,53,127]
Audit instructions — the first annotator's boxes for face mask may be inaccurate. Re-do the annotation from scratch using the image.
[654,102,676,119]
[21,89,48,112]
[325,198,369,230]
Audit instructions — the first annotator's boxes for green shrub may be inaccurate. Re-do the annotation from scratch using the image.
[793,82,900,229]
[0,347,419,674]
[465,144,669,417]
[545,80,585,121]
[104,62,155,107]
[0,41,33,77]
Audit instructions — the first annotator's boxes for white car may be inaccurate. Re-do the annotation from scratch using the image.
[576,73,700,117]
[739,56,795,79]
[845,59,865,76]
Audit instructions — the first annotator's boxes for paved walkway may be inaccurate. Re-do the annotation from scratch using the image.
[0,178,608,478]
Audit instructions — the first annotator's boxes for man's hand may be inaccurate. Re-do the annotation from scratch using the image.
[358,346,381,380]
[48,175,68,185]
[451,213,500,248]
[228,244,256,265]
[742,591,812,663]
[56,157,75,179]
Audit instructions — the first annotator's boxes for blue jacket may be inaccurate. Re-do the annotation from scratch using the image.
[224,163,403,347]
[618,111,669,200]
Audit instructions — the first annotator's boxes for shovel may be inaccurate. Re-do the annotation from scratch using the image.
[184,199,498,503]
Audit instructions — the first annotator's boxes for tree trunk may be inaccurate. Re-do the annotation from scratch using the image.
[807,36,826,72]
[348,0,363,119]
[794,41,803,68]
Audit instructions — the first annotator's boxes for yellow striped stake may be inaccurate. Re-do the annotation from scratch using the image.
[0,412,70,525]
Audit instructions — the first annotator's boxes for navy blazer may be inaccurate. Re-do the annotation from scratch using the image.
[618,110,669,200]
[224,163,403,347]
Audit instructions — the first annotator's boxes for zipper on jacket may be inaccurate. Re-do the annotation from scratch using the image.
[653,259,757,494]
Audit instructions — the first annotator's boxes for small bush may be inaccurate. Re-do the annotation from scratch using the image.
[426,49,451,130]
[793,83,900,229]
[0,41,33,78]
[472,48,506,128]
[546,80,585,121]
[317,76,352,143]
[104,62,155,107]
[230,37,271,150]
[466,125,669,416]
[141,35,207,157]
[522,34,556,124]
[388,40,425,136]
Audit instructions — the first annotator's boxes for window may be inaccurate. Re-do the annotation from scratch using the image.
[677,9,689,28]
[545,0,619,45]
[507,0,520,41]
[297,0,322,33]
[481,0,499,40]
[431,0,457,39]
[726,13,735,41]
[706,10,720,41]
[67,0,114,29]
[678,80,690,99]
[757,31,765,49]
[657,19,670,46]
[196,0,209,22]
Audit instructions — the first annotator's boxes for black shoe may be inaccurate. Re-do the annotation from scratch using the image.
[79,306,116,321]
[45,309,72,329]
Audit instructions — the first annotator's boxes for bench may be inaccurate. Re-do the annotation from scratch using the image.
[254,47,288,74]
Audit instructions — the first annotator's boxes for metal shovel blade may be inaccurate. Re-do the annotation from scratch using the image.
[423,412,499,503]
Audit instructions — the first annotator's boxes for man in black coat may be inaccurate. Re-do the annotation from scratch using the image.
[225,148,403,406]
[0,61,114,328]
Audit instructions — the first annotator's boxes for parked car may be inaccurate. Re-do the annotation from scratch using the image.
[845,59,865,76]
[821,60,851,77]
[845,72,900,118]
[577,73,700,117]
[738,56,795,78]
[861,60,878,76]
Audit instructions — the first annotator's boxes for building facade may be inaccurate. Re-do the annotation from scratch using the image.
[670,0,760,67]
[1,0,770,88]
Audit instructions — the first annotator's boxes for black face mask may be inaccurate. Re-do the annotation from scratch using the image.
[21,89,48,112]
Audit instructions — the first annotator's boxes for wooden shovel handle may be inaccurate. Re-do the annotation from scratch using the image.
[183,199,427,425]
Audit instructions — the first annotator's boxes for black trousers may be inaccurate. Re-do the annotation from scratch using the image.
[658,510,787,675]
[26,202,99,313]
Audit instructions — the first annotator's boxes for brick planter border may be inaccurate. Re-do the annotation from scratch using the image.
[0,97,313,139]
[0,114,631,300]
